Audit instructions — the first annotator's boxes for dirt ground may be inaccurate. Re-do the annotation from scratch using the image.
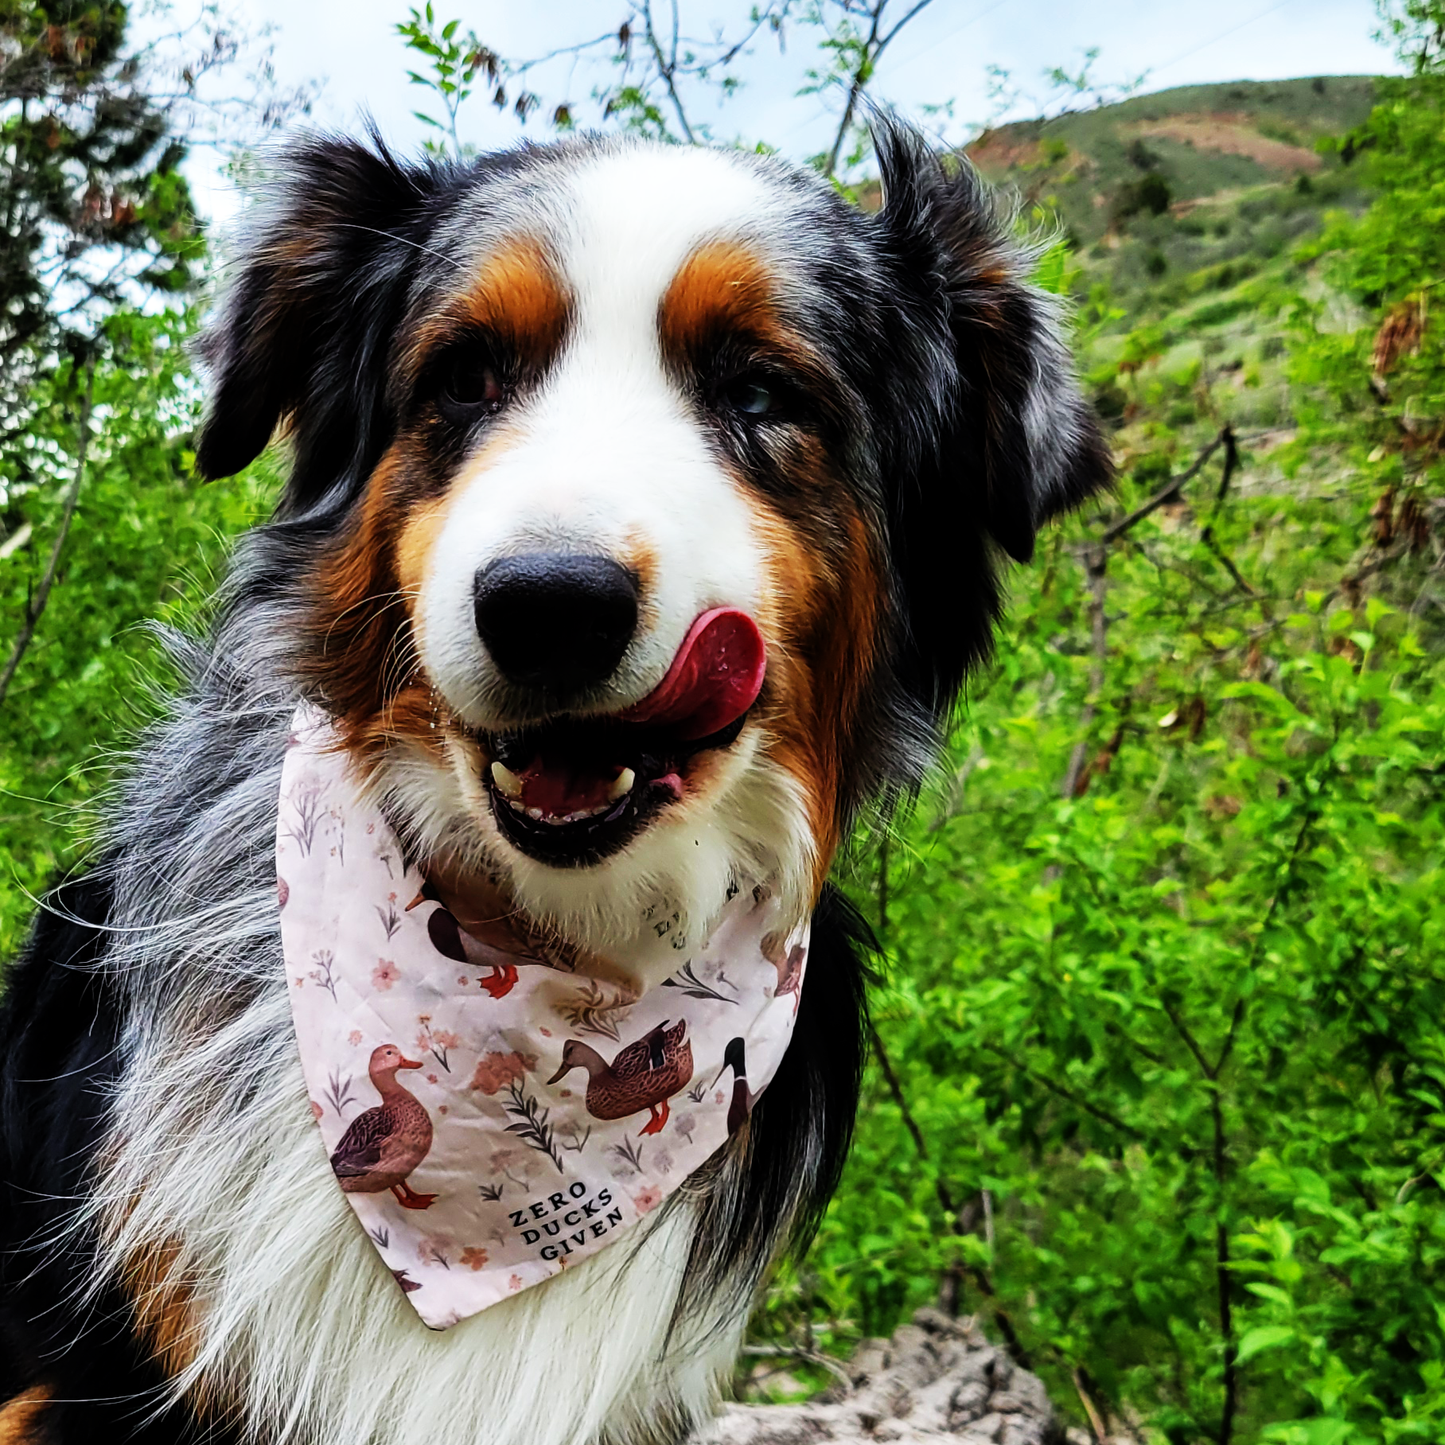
[1131,112,1322,172]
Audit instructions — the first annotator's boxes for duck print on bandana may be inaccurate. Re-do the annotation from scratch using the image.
[278,708,807,1331]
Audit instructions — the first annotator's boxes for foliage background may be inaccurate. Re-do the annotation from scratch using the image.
[3,4,1445,1444]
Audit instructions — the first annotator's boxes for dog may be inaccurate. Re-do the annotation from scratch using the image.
[0,122,1109,1445]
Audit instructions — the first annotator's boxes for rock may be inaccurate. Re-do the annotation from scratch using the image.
[691,1309,1062,1445]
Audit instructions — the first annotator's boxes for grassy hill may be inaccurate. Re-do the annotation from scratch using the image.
[967,76,1377,306]
[957,77,1385,513]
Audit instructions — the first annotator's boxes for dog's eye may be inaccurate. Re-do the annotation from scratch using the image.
[723,376,775,419]
[441,354,505,414]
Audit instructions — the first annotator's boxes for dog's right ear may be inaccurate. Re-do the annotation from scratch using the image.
[195,135,445,516]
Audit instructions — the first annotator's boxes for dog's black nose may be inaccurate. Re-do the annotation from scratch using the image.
[474,553,640,693]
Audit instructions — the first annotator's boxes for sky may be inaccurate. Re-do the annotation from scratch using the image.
[161,0,1398,221]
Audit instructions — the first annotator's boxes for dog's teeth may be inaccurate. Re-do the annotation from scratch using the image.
[608,767,636,801]
[527,806,544,820]
[490,761,525,798]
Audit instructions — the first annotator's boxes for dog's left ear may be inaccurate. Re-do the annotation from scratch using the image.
[872,121,1113,712]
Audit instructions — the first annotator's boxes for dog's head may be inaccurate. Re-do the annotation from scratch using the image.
[198,127,1109,959]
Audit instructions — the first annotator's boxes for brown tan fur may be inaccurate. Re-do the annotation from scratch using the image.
[659,243,886,890]
[120,1240,205,1388]
[0,1387,51,1445]
[301,241,572,767]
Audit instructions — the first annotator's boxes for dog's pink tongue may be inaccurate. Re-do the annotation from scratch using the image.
[623,608,767,740]
[500,610,766,820]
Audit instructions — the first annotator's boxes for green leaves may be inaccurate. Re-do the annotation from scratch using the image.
[749,28,1445,1438]
[0,306,277,953]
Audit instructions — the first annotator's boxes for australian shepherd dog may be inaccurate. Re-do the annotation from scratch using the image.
[0,122,1108,1445]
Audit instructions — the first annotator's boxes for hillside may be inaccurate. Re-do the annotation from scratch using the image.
[967,75,1377,305]
[955,77,1385,511]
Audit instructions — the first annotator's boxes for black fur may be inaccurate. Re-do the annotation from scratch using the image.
[0,874,239,1443]
[679,884,874,1319]
[871,119,1113,719]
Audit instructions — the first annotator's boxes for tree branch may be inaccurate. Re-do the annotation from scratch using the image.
[642,0,696,142]
[1215,1135,1237,1445]
[741,1344,854,1394]
[1073,1365,1108,1445]
[821,0,938,177]
[1199,525,1258,596]
[1061,543,1109,799]
[1100,429,1229,545]
[0,363,95,711]
[981,1042,1145,1140]
[867,1019,1032,1366]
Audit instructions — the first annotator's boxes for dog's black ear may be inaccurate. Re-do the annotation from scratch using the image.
[195,134,446,515]
[873,121,1113,713]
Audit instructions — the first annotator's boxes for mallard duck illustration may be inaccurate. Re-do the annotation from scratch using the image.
[546,1020,693,1136]
[329,1044,437,1209]
[713,1036,761,1135]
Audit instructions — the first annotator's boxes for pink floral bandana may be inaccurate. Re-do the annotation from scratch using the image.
[277,709,807,1330]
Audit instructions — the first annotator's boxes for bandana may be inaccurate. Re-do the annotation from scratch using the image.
[277,709,807,1330]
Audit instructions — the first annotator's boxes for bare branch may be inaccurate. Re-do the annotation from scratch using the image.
[822,0,940,178]
[1073,1366,1108,1445]
[1099,429,1229,545]
[0,364,95,712]
[741,1344,854,1393]
[1061,543,1108,799]
[640,0,696,142]
[1199,526,1257,596]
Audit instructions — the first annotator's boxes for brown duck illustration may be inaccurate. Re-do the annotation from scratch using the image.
[713,1036,760,1135]
[329,1044,437,1209]
[546,1020,693,1136]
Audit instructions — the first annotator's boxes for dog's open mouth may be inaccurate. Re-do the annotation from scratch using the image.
[480,609,766,867]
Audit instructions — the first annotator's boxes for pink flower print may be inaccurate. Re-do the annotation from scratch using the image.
[438,1104,448,1115]
[416,1020,457,1072]
[309,1100,324,1120]
[633,1185,663,1215]
[460,1246,489,1271]
[539,1028,552,1038]
[469,1050,537,1095]
[372,959,399,991]
[508,1274,523,1292]
[715,1089,726,1105]
[457,975,469,987]
[348,1030,363,1047]
[427,1073,438,1085]
[292,977,305,988]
